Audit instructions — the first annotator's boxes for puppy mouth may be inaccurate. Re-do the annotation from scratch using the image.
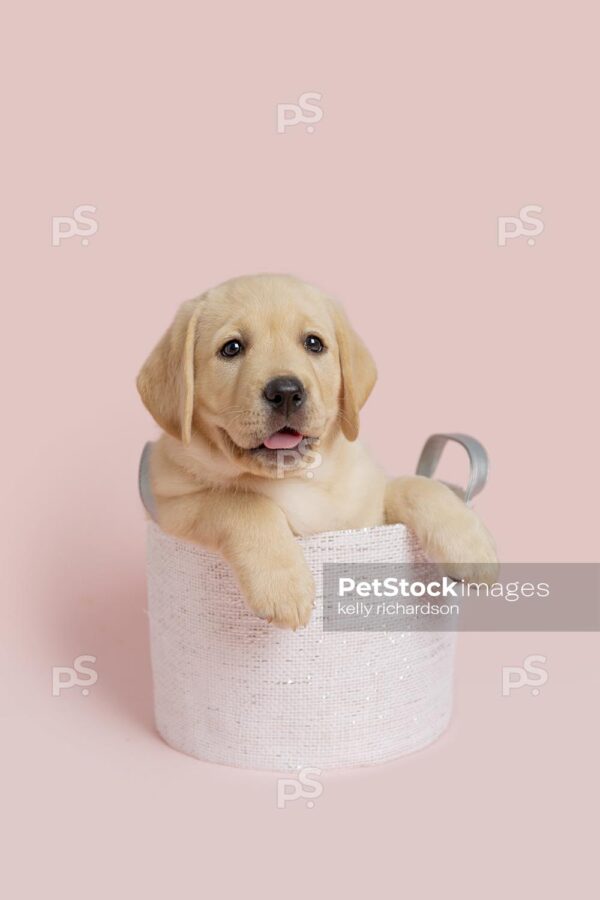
[255,426,304,451]
[220,425,318,458]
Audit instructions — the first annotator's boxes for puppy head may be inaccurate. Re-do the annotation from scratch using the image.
[137,274,376,476]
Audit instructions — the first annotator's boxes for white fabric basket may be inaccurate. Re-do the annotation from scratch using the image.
[146,521,455,770]
[142,433,488,771]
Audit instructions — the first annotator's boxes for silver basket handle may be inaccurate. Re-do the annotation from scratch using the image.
[415,433,489,504]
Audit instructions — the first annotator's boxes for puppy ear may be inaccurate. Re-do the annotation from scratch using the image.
[136,298,203,445]
[331,302,377,441]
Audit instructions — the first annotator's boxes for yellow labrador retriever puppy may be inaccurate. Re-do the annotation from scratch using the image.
[138,274,497,629]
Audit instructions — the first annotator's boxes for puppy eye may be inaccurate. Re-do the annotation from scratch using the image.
[304,334,325,353]
[220,339,244,358]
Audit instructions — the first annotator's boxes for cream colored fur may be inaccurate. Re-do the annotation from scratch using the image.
[138,274,497,629]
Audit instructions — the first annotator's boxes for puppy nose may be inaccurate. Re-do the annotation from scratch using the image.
[263,377,306,415]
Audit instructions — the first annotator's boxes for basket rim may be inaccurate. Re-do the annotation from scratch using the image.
[146,517,412,551]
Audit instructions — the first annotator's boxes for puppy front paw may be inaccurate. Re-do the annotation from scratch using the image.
[423,510,499,586]
[238,555,316,630]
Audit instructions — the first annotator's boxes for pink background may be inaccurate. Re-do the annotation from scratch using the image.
[3,1,598,897]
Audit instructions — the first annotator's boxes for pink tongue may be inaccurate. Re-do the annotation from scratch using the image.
[263,430,303,450]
